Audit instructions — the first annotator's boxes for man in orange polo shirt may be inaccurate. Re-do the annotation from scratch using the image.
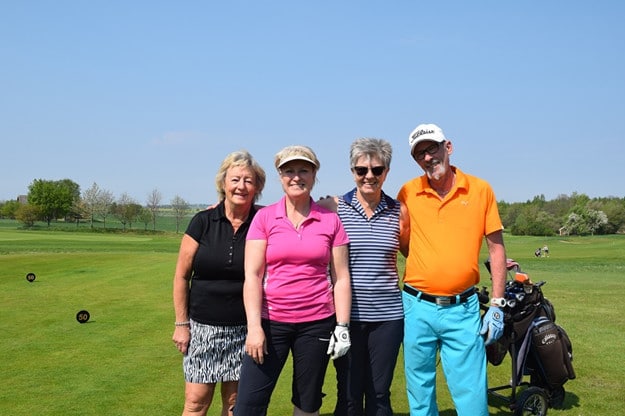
[397,123,507,416]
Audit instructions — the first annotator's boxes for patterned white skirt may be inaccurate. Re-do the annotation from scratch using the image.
[183,320,246,383]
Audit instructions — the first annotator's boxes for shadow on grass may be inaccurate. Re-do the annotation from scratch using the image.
[559,390,580,411]
[321,411,452,416]
[321,414,410,416]
[486,387,580,415]
[334,389,582,416]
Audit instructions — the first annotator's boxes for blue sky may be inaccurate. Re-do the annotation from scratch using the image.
[2,1,624,206]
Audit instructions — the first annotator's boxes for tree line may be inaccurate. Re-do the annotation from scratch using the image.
[499,193,625,236]
[0,179,191,233]
[2,179,624,236]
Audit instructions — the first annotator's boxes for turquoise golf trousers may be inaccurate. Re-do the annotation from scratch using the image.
[402,287,488,416]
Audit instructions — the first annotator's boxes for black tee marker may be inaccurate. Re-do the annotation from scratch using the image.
[76,310,90,324]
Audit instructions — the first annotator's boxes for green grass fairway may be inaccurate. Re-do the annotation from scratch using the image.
[1,227,623,415]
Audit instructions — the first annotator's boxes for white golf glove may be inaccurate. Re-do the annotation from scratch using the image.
[327,325,351,360]
[480,306,504,346]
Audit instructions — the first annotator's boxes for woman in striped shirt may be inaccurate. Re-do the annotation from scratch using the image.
[320,138,410,416]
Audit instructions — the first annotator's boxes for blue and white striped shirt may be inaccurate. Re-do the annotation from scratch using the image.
[338,189,403,322]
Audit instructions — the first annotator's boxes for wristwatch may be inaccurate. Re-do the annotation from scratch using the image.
[490,297,506,308]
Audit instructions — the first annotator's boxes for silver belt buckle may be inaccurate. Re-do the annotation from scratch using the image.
[436,296,452,306]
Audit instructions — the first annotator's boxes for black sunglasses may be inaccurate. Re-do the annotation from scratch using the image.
[353,166,386,177]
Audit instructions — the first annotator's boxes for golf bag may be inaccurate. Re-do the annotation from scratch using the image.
[484,272,576,408]
[526,316,575,390]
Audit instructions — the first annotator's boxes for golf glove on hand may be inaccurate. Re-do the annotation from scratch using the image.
[327,325,351,360]
[480,306,504,346]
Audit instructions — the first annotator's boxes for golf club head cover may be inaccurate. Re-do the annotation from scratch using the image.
[327,325,351,360]
[480,306,504,346]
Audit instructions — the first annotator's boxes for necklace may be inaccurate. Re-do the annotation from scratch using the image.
[292,216,307,230]
[289,211,308,229]
[286,199,310,229]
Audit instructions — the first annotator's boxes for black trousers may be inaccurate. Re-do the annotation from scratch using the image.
[333,319,404,416]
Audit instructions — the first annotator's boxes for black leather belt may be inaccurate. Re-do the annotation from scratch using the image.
[403,285,475,306]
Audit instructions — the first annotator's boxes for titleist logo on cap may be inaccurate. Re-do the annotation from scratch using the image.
[411,129,435,140]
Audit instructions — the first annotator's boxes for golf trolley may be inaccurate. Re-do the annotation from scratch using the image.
[479,259,575,416]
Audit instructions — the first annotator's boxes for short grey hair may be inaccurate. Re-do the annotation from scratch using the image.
[349,138,393,168]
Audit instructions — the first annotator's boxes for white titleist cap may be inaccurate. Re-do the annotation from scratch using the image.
[408,123,447,154]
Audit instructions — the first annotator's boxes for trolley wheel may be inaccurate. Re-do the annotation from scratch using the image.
[513,386,549,416]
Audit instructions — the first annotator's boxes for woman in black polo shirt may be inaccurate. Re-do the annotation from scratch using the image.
[172,150,266,416]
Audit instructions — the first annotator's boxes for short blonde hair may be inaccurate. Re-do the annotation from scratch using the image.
[215,150,266,202]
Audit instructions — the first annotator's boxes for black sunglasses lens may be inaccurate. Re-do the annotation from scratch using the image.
[354,167,368,176]
[371,166,385,176]
[354,166,385,176]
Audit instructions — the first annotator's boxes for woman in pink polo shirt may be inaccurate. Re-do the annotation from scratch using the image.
[233,145,352,416]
